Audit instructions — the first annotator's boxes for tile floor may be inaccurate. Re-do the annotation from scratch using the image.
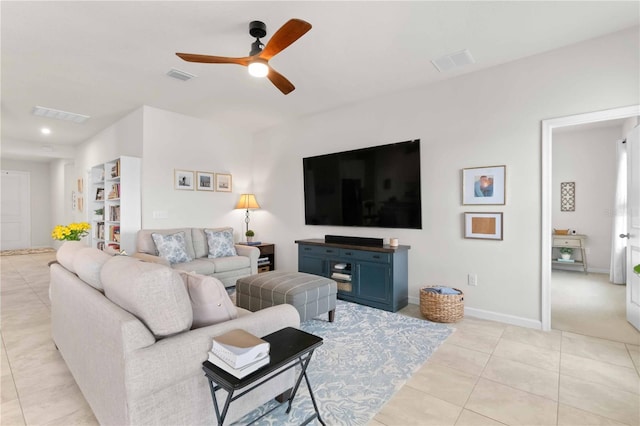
[1,252,639,426]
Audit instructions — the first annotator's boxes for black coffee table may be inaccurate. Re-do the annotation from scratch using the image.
[202,327,325,426]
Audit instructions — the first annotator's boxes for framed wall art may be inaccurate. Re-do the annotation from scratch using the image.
[215,173,232,192]
[462,165,506,205]
[174,169,194,190]
[464,212,503,240]
[196,171,214,191]
[560,181,575,211]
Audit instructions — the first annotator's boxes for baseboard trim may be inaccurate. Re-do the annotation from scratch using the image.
[587,268,609,274]
[407,296,542,330]
[464,307,542,330]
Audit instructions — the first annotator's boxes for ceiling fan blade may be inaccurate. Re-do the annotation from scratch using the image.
[267,67,295,95]
[176,53,251,66]
[260,19,312,60]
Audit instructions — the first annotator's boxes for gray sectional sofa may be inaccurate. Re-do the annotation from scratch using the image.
[133,227,259,287]
[50,242,299,425]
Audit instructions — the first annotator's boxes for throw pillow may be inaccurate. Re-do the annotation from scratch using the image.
[101,256,193,338]
[151,231,193,264]
[178,271,238,328]
[204,229,237,258]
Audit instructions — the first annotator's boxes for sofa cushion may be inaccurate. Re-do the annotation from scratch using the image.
[204,229,237,258]
[178,272,238,328]
[73,247,112,291]
[136,228,196,260]
[101,256,193,338]
[210,255,251,273]
[151,231,193,264]
[171,259,216,276]
[192,227,233,259]
[56,241,87,273]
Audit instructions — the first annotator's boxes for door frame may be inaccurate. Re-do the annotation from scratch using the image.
[541,105,640,331]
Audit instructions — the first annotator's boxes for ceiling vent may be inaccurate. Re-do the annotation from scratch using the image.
[167,68,197,81]
[32,106,90,123]
[431,49,475,73]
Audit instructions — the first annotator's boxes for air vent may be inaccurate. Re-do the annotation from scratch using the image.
[32,106,90,123]
[431,49,475,73]
[167,68,197,81]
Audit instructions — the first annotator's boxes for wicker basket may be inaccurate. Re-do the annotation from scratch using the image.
[420,286,464,323]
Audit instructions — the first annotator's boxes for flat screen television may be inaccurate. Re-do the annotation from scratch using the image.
[303,139,422,229]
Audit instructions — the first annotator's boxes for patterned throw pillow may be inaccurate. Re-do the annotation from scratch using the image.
[204,229,237,258]
[151,231,193,264]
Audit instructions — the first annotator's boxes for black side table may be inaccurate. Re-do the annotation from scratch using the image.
[202,327,325,426]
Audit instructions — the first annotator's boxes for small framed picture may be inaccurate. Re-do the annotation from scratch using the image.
[95,187,104,201]
[196,171,214,191]
[174,169,194,190]
[462,165,506,205]
[464,212,503,240]
[215,173,232,192]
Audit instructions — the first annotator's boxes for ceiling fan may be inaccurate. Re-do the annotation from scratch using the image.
[176,19,312,95]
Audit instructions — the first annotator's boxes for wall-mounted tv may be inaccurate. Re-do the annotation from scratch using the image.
[303,139,422,229]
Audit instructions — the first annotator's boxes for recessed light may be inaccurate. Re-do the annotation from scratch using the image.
[41,127,51,135]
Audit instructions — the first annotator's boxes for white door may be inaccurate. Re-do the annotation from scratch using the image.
[1,170,31,250]
[626,126,640,330]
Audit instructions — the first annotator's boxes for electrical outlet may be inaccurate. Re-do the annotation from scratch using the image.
[468,273,477,286]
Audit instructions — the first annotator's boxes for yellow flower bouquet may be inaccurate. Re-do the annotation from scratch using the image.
[51,222,91,241]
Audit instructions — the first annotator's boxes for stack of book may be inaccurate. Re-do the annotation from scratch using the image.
[208,329,270,378]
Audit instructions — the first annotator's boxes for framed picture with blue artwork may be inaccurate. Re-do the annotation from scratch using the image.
[462,165,506,205]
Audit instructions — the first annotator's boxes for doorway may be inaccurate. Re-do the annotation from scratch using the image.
[1,170,31,250]
[541,105,640,334]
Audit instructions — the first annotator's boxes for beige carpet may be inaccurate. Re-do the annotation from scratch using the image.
[552,270,640,344]
[0,247,55,256]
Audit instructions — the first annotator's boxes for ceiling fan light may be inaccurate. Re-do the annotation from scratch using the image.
[248,60,269,78]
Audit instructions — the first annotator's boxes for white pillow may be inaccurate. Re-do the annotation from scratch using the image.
[204,229,237,258]
[151,231,193,264]
[179,271,238,328]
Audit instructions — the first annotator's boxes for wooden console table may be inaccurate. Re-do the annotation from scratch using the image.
[552,234,588,273]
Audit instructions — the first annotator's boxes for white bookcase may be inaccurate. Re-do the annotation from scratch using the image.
[89,156,141,254]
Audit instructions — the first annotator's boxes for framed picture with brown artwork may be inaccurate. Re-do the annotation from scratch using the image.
[464,212,503,240]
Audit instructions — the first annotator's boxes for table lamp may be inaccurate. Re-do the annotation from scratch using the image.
[235,194,260,240]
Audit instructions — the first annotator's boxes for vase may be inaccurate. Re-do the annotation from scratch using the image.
[561,253,571,260]
[247,236,253,243]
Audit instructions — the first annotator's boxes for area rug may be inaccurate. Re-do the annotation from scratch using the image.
[0,247,55,256]
[236,299,454,425]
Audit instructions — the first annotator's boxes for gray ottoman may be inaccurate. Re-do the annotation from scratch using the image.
[236,271,337,322]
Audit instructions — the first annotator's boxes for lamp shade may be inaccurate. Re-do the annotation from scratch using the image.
[235,194,260,210]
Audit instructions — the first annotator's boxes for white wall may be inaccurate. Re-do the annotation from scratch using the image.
[49,159,69,249]
[251,27,640,326]
[552,125,621,272]
[140,106,253,238]
[75,107,144,199]
[0,158,52,247]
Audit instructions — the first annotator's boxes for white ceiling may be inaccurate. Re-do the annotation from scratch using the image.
[2,1,639,161]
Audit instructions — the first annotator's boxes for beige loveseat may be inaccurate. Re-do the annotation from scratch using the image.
[133,227,259,287]
[50,242,299,425]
